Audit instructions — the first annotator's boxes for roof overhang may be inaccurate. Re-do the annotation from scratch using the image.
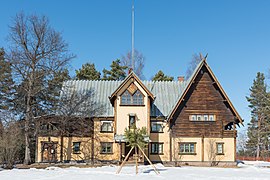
[167,58,243,126]
[109,71,155,105]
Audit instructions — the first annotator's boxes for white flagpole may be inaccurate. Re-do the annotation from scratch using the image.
[132,0,135,71]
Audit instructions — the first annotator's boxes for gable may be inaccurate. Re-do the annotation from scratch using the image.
[168,60,243,126]
[109,72,154,106]
[169,64,242,137]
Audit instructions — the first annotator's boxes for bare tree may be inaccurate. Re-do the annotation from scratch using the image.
[185,53,202,79]
[37,83,104,164]
[121,49,145,79]
[6,13,75,164]
[237,131,247,156]
[0,114,24,169]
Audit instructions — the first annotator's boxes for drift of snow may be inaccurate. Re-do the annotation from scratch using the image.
[1,162,270,180]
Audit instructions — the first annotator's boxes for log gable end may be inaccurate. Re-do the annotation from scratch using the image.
[170,64,240,138]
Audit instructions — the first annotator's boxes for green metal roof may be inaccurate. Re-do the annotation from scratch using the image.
[62,79,187,117]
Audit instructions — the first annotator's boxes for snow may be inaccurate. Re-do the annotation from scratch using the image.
[1,162,270,180]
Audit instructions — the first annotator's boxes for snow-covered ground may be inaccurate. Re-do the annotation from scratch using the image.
[1,162,270,180]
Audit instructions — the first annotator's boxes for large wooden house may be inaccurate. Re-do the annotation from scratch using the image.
[36,59,243,166]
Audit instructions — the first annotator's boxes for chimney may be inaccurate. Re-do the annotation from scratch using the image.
[177,76,185,82]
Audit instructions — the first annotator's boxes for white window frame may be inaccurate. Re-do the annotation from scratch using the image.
[100,121,113,132]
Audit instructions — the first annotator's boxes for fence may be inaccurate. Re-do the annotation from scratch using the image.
[237,156,270,162]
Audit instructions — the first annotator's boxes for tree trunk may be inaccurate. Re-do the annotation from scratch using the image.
[256,137,260,159]
[24,130,31,164]
[24,89,32,165]
[60,135,64,162]
[135,146,138,174]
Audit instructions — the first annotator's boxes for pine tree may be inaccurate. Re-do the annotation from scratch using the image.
[43,69,71,113]
[0,48,15,111]
[152,70,174,81]
[117,126,159,175]
[246,72,270,158]
[75,63,101,80]
[102,59,127,80]
[124,126,148,148]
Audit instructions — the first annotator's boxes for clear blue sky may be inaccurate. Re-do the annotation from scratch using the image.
[1,0,270,131]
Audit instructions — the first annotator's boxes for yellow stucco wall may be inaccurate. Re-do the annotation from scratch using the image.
[172,137,202,162]
[93,120,119,161]
[37,136,92,162]
[115,81,149,135]
[149,123,170,162]
[171,137,235,162]
[204,138,235,162]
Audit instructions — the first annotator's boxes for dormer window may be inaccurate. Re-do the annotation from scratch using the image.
[121,89,144,105]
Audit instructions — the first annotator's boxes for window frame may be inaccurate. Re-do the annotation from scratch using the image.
[216,142,224,155]
[179,142,197,155]
[189,114,216,122]
[100,121,113,133]
[150,122,164,133]
[73,142,81,154]
[129,115,136,128]
[120,89,145,106]
[100,142,113,154]
[150,142,164,155]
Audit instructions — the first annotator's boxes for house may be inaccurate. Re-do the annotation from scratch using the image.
[36,58,243,166]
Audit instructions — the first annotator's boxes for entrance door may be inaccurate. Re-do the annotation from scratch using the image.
[41,142,57,162]
[125,143,135,161]
[124,143,144,162]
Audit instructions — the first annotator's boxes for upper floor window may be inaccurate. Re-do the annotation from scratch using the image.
[129,115,136,128]
[100,121,113,132]
[121,89,144,105]
[189,114,215,121]
[151,122,163,133]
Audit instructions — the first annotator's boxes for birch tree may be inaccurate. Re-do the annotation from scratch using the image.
[121,49,145,79]
[6,13,75,164]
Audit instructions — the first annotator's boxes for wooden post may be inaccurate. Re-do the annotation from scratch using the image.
[201,136,204,162]
[119,142,122,164]
[116,146,134,174]
[138,145,160,175]
[135,146,138,174]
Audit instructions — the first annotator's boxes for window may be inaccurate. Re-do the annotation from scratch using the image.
[129,115,136,128]
[73,142,81,154]
[189,114,215,121]
[191,115,196,121]
[121,90,144,105]
[209,115,215,121]
[151,122,163,133]
[216,143,224,155]
[101,142,113,154]
[121,90,132,105]
[179,143,196,154]
[133,90,144,105]
[151,143,163,154]
[100,121,113,132]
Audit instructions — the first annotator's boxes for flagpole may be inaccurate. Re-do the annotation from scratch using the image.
[132,0,135,71]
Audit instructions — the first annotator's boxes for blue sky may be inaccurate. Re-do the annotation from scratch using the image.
[1,0,270,131]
